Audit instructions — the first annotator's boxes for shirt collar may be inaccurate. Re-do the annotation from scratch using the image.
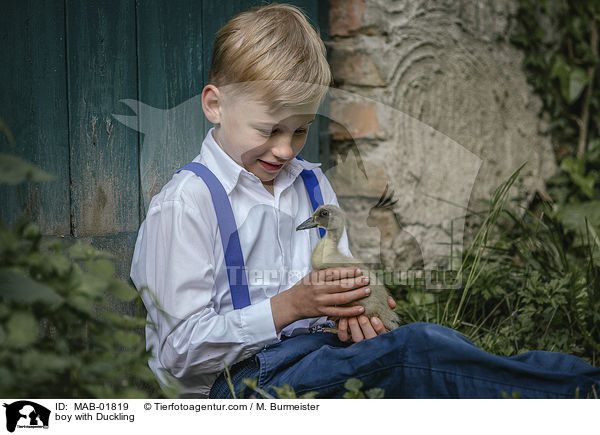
[198,127,322,195]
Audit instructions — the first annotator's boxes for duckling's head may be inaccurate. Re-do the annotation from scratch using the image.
[296,205,347,233]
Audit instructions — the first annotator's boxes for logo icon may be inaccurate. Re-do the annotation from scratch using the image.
[3,401,50,433]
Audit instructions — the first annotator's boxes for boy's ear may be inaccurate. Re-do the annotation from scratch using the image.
[202,85,222,124]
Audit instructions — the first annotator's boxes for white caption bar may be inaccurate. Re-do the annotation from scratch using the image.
[0,399,597,434]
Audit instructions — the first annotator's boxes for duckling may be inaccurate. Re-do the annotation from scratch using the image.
[296,204,401,332]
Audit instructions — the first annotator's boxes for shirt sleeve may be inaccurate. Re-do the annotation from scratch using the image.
[130,194,278,389]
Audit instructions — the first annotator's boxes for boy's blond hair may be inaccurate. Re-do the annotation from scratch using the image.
[208,3,332,111]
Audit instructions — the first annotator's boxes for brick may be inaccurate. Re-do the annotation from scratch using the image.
[329,100,387,140]
[330,0,366,37]
[330,47,385,86]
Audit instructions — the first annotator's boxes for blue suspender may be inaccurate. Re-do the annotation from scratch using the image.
[176,157,324,310]
[296,157,326,239]
[176,162,251,309]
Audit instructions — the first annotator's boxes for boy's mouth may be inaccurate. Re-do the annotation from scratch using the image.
[258,159,284,172]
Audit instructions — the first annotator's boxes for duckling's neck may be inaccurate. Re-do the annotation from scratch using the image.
[312,226,352,270]
[323,227,343,244]
[321,230,344,262]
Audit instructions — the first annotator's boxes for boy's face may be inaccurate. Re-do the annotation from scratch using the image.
[205,85,319,189]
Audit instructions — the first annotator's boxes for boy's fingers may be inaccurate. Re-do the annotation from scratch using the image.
[371,317,387,335]
[348,317,364,342]
[338,275,370,290]
[316,267,361,283]
[359,315,377,339]
[326,287,369,305]
[337,318,350,342]
[325,305,364,318]
[387,296,396,309]
[322,276,369,292]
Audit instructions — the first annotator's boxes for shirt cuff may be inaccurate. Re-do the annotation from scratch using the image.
[240,298,278,347]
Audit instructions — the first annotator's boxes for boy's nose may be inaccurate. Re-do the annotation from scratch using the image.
[270,135,295,160]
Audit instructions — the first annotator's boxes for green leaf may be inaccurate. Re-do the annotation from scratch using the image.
[365,388,385,399]
[342,390,365,399]
[501,390,521,399]
[242,378,258,389]
[114,331,142,348]
[86,258,115,279]
[47,254,72,278]
[551,56,569,84]
[571,173,596,199]
[86,359,117,376]
[560,157,596,199]
[0,224,19,252]
[108,280,138,302]
[21,350,71,372]
[0,153,56,184]
[566,67,588,104]
[560,157,585,177]
[68,241,113,261]
[0,268,63,305]
[22,223,40,240]
[271,384,299,398]
[77,274,109,298]
[555,201,600,242]
[86,385,113,398]
[120,387,149,399]
[67,294,94,314]
[550,56,589,104]
[344,378,363,392]
[102,311,148,328]
[5,311,38,348]
[587,139,600,163]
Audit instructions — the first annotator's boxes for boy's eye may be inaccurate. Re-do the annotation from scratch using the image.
[257,128,308,137]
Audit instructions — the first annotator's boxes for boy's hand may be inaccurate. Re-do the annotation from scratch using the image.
[337,296,396,343]
[271,267,370,333]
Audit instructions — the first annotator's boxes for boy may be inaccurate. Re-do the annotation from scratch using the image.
[131,3,599,398]
[130,3,387,398]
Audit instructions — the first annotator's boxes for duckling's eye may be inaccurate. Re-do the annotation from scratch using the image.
[319,210,328,217]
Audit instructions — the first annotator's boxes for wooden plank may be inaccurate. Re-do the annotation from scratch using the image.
[66,0,139,236]
[134,0,206,219]
[0,0,70,235]
[291,0,327,163]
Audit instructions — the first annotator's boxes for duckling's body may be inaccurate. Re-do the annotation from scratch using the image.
[297,205,401,332]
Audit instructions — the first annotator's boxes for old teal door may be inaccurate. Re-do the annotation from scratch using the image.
[0,1,329,290]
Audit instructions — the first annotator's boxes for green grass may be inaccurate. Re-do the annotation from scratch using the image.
[390,165,600,366]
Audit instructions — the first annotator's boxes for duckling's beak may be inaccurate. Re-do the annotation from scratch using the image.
[296,215,317,231]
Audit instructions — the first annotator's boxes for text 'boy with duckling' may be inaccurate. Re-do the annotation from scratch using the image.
[130,3,600,399]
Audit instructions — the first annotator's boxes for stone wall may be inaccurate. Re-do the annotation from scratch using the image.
[324,0,557,273]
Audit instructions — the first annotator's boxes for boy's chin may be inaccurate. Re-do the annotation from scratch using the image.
[258,174,276,184]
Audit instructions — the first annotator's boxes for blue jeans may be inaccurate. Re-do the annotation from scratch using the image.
[209,322,600,398]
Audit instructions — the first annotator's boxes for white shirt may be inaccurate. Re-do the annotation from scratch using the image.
[130,127,351,398]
